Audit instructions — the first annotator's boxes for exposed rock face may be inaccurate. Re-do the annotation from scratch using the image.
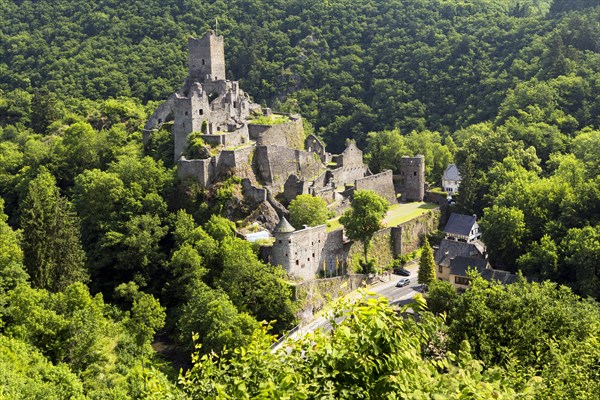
[244,201,281,232]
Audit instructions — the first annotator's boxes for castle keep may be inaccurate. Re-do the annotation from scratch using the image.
[144,32,430,281]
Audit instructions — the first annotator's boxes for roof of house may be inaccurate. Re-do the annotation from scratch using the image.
[435,238,486,267]
[480,269,520,285]
[444,213,477,237]
[273,217,295,233]
[443,164,461,181]
[449,256,489,277]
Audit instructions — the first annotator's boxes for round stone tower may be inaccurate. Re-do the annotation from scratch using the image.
[400,155,425,202]
[271,217,296,272]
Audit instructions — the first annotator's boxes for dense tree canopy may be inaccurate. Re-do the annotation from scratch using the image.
[1,0,600,396]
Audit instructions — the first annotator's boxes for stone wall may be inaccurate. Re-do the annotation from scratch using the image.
[294,274,367,323]
[354,170,396,204]
[305,134,329,163]
[329,165,369,187]
[395,209,441,254]
[254,145,323,192]
[249,115,305,150]
[347,227,396,269]
[272,224,328,281]
[200,125,249,148]
[345,208,440,268]
[283,174,310,204]
[143,93,175,136]
[241,178,267,207]
[177,157,213,186]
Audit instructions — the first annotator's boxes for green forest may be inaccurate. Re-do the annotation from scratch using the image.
[2,0,600,397]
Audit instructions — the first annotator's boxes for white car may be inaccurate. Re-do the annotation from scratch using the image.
[396,278,410,287]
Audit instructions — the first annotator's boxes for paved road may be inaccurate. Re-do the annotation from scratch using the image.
[272,264,421,351]
[370,266,421,305]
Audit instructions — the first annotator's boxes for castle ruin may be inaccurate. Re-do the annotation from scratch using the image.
[144,31,429,281]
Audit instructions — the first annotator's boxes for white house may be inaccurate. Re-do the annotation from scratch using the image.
[442,164,461,195]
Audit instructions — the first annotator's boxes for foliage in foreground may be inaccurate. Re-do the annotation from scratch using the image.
[180,292,541,399]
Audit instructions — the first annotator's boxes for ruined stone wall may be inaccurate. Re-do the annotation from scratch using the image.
[200,125,249,148]
[395,208,441,254]
[143,93,175,137]
[294,274,367,323]
[354,170,396,204]
[229,145,256,182]
[283,175,310,204]
[254,146,323,192]
[250,116,305,150]
[329,165,368,187]
[347,227,396,269]
[177,157,213,186]
[241,178,267,207]
[321,229,346,268]
[305,134,328,163]
[337,141,364,169]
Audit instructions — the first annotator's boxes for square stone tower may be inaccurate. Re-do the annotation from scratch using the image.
[400,155,425,201]
[188,30,226,82]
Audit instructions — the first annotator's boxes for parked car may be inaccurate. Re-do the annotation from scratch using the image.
[396,278,410,287]
[393,267,410,276]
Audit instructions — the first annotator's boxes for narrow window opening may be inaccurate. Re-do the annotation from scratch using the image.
[202,59,205,65]
[199,109,204,115]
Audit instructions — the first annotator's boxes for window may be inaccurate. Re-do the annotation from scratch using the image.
[185,111,188,116]
[202,59,205,65]
[414,171,417,176]
[455,276,470,285]
[296,260,299,265]
[438,265,442,273]
[199,109,203,115]
[278,240,282,244]
[233,101,237,108]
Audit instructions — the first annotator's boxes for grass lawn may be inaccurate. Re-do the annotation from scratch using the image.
[383,202,438,227]
[327,202,438,233]
[326,217,342,232]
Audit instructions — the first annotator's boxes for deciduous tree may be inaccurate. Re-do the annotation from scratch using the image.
[288,194,328,229]
[340,190,389,264]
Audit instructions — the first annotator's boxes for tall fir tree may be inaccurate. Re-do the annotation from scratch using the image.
[418,237,436,289]
[20,170,87,292]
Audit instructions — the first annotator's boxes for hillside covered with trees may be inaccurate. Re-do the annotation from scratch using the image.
[1,0,600,397]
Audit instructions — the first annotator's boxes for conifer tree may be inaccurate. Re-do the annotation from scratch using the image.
[418,237,436,289]
[20,170,87,292]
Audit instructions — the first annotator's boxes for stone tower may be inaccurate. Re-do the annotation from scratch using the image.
[188,30,226,83]
[400,155,425,202]
[271,217,296,273]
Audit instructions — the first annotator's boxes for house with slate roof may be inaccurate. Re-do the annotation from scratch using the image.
[435,212,518,289]
[442,164,461,195]
[444,213,481,242]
